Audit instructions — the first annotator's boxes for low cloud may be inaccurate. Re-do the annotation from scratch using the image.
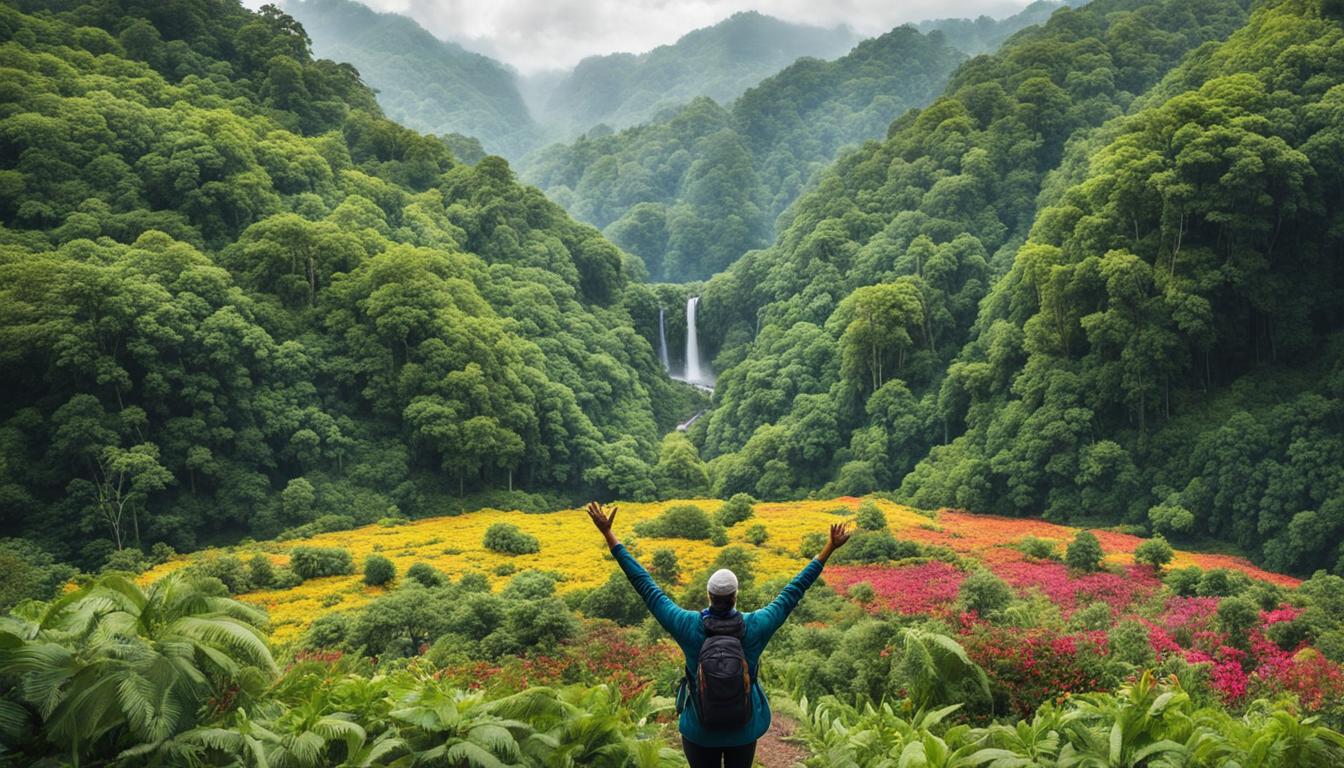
[342,0,1031,73]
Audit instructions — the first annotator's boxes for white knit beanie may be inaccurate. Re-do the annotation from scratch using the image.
[707,568,738,596]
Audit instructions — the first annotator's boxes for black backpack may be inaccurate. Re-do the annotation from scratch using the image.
[692,612,753,729]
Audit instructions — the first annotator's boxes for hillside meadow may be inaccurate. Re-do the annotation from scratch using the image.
[141,498,1297,643]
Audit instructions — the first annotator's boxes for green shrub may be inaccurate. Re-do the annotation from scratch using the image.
[855,500,887,531]
[1216,596,1259,649]
[493,562,517,577]
[635,504,722,541]
[405,562,446,587]
[1134,535,1174,569]
[363,554,395,586]
[715,494,756,528]
[185,555,249,594]
[1165,566,1202,596]
[0,539,78,611]
[831,530,920,564]
[304,613,352,650]
[1071,601,1113,631]
[481,598,579,658]
[1196,568,1251,597]
[1065,531,1103,572]
[103,548,148,575]
[247,555,275,589]
[848,582,876,605]
[650,548,680,584]
[745,524,769,546]
[272,567,303,589]
[1148,503,1195,537]
[459,572,491,593]
[1016,536,1058,561]
[958,569,1013,618]
[279,514,358,541]
[483,522,540,555]
[502,570,558,600]
[351,587,454,657]
[582,572,645,626]
[149,542,176,564]
[290,546,355,579]
[1110,619,1156,668]
[799,532,827,558]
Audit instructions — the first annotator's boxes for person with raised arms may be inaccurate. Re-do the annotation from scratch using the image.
[585,501,851,768]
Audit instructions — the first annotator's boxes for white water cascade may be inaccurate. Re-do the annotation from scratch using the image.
[658,307,670,372]
[684,296,710,387]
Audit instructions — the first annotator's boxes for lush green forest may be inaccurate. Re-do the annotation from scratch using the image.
[916,0,1086,55]
[691,0,1344,575]
[521,27,966,282]
[281,0,537,159]
[0,0,701,574]
[523,11,860,138]
[4,0,1344,764]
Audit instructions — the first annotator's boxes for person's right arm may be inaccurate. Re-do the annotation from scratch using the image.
[587,502,698,640]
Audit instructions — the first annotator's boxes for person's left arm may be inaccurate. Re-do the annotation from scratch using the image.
[755,522,851,641]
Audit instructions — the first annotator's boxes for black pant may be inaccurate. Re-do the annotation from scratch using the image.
[682,738,757,768]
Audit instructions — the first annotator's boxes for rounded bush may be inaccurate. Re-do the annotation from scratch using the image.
[247,554,275,588]
[651,548,680,584]
[715,494,756,528]
[855,500,888,531]
[363,554,395,586]
[1065,531,1103,572]
[958,568,1012,617]
[635,504,720,541]
[745,524,769,546]
[290,546,355,579]
[1134,535,1174,569]
[406,562,446,587]
[483,522,540,555]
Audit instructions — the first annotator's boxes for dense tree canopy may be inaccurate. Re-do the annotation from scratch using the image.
[526,11,860,137]
[0,0,686,567]
[283,0,538,158]
[521,27,965,281]
[679,0,1344,574]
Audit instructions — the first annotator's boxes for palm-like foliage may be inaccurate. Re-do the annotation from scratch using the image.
[898,629,992,712]
[797,694,965,768]
[795,670,1344,768]
[0,572,275,763]
[388,676,539,767]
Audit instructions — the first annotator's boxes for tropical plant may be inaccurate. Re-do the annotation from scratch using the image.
[0,573,275,763]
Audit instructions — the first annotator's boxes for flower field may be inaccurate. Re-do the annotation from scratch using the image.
[141,498,1297,644]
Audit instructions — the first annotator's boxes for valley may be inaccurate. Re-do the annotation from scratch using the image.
[1,0,1343,764]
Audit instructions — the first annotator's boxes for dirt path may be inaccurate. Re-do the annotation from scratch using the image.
[754,714,808,768]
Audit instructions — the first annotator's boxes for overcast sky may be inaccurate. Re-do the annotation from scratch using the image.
[275,0,1035,74]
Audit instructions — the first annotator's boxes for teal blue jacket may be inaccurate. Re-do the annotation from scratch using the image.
[610,544,824,747]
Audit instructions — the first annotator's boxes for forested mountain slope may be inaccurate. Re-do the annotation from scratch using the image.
[0,0,682,567]
[684,0,1344,574]
[526,11,860,136]
[521,27,965,281]
[918,0,1086,55]
[281,0,536,158]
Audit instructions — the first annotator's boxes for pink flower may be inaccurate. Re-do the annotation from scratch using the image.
[827,561,964,615]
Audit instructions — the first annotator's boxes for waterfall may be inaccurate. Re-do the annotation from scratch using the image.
[658,307,670,372]
[685,296,702,385]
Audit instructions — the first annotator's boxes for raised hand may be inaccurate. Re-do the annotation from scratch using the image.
[587,501,620,548]
[829,522,852,549]
[817,521,851,564]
